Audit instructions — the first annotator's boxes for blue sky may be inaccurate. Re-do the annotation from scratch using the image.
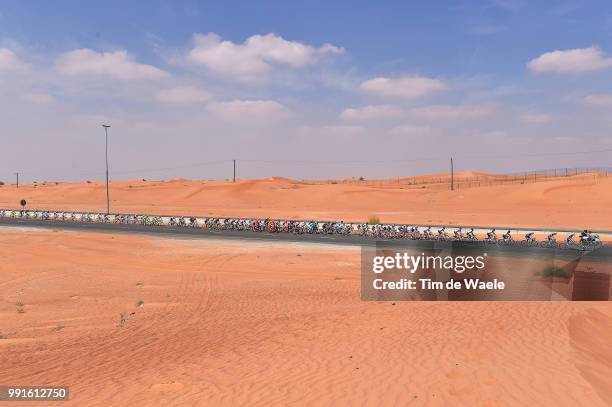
[1,0,611,181]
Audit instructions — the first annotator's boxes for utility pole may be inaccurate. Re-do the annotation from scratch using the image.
[450,157,454,191]
[102,124,111,214]
[15,172,19,188]
[233,159,236,183]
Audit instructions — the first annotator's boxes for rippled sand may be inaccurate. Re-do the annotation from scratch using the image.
[1,228,611,406]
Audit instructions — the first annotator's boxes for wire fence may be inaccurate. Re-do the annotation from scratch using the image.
[299,167,611,190]
[1,164,610,191]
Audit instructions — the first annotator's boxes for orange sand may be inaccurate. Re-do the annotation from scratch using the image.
[1,228,612,406]
[1,174,611,230]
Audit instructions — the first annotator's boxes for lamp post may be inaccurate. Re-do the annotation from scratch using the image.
[102,124,111,214]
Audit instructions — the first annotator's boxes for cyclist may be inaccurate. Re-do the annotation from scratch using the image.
[438,227,447,239]
[524,232,535,243]
[566,233,575,243]
[454,228,463,239]
[486,228,496,240]
[580,230,589,243]
[547,232,557,243]
[467,228,476,240]
[502,230,512,242]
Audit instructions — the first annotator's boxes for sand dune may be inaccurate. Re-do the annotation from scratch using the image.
[1,228,612,406]
[1,174,611,229]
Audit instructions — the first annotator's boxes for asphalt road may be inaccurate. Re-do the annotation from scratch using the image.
[2,217,610,262]
[0,217,372,246]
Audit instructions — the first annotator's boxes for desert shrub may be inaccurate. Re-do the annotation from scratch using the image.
[136,300,144,307]
[86,180,92,184]
[359,176,365,181]
[368,216,380,225]
[0,181,4,186]
[541,265,570,279]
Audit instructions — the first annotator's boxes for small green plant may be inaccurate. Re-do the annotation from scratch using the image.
[541,265,570,279]
[136,300,144,308]
[368,216,380,225]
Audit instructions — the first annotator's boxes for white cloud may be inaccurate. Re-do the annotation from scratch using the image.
[520,113,553,123]
[22,92,56,105]
[299,125,365,138]
[207,99,292,123]
[360,75,447,99]
[187,33,344,82]
[340,105,403,121]
[408,104,497,120]
[0,48,27,71]
[527,46,612,74]
[582,94,612,107]
[155,86,211,104]
[56,48,168,80]
[320,125,365,137]
[388,124,434,137]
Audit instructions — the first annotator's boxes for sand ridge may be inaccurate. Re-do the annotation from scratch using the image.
[0,174,611,230]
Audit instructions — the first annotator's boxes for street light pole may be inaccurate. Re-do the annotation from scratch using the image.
[102,124,111,214]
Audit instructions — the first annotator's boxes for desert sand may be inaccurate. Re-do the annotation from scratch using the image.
[0,173,611,230]
[1,228,612,406]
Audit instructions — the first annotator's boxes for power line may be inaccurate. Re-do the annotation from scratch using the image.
[456,147,612,160]
[111,159,232,175]
[4,147,609,180]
